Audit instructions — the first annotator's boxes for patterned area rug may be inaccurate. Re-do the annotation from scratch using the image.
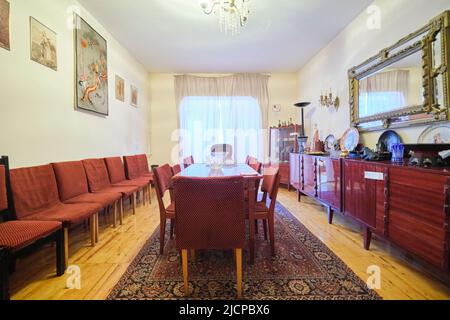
[108,202,381,300]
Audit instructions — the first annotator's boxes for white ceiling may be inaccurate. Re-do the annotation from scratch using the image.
[78,0,373,73]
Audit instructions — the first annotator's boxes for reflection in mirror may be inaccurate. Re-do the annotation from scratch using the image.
[358,50,423,118]
[435,74,445,109]
[432,32,442,69]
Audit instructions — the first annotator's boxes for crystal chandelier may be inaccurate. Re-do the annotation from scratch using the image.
[199,0,251,35]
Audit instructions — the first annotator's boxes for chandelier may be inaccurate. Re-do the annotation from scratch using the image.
[198,0,251,35]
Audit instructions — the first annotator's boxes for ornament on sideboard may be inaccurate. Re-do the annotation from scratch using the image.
[319,90,340,109]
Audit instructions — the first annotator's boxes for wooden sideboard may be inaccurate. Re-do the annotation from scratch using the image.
[291,153,450,273]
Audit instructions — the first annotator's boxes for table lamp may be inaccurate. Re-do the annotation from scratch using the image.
[294,102,311,154]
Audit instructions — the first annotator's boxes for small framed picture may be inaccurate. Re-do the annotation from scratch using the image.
[30,17,57,71]
[115,75,125,102]
[130,85,138,107]
[272,104,281,112]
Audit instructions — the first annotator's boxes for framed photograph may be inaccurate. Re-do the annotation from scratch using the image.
[0,0,10,51]
[131,85,138,107]
[74,13,108,116]
[30,17,57,71]
[115,75,125,102]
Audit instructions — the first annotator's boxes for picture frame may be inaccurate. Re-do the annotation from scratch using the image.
[30,17,58,71]
[0,0,10,51]
[115,75,125,102]
[130,85,138,107]
[74,13,109,116]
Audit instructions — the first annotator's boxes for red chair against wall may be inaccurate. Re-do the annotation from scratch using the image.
[104,157,150,206]
[52,161,122,234]
[172,164,181,175]
[124,155,152,204]
[183,156,194,168]
[0,156,64,300]
[9,164,100,267]
[83,159,139,225]
[152,164,175,254]
[173,176,246,298]
[250,168,280,259]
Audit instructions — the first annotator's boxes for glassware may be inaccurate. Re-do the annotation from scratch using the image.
[391,143,405,164]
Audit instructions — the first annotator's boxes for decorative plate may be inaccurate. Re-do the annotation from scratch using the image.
[418,124,450,144]
[340,128,360,152]
[378,130,402,152]
[324,135,336,153]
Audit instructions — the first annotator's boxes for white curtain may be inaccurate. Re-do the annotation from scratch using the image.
[359,70,409,118]
[175,74,269,164]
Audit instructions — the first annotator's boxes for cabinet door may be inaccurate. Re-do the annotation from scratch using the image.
[344,161,385,230]
[388,168,448,269]
[279,163,290,186]
[290,153,300,190]
[301,155,317,197]
[317,158,342,211]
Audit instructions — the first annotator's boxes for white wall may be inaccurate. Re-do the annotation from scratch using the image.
[148,73,299,165]
[298,0,450,148]
[0,0,151,168]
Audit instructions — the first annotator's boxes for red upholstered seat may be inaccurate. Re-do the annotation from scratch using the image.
[136,154,151,175]
[52,161,121,207]
[123,156,142,180]
[10,165,100,227]
[104,157,149,189]
[172,165,181,175]
[83,159,138,195]
[0,220,61,252]
[0,165,7,211]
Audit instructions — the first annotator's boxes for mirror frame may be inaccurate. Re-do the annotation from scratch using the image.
[348,11,450,132]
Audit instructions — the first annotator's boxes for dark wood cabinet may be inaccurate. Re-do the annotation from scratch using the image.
[317,157,342,213]
[292,155,450,274]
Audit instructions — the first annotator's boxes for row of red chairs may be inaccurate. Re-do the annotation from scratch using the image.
[0,154,153,300]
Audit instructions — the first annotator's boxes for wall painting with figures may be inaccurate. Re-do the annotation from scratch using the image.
[74,14,108,116]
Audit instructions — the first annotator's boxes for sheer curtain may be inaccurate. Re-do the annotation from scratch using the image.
[359,70,409,118]
[175,74,269,164]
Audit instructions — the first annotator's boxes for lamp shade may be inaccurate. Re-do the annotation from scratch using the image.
[294,102,311,108]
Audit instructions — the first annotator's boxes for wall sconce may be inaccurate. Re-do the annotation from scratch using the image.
[319,90,340,109]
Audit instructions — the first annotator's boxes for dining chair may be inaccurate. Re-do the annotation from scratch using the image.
[211,144,233,160]
[173,175,246,298]
[172,164,182,175]
[183,156,194,168]
[153,164,175,254]
[250,168,280,259]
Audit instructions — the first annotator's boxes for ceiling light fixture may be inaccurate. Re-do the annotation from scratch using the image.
[199,0,251,35]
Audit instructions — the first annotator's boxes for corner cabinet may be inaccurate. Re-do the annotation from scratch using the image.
[291,154,450,274]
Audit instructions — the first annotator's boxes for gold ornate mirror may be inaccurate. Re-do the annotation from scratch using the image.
[349,11,449,132]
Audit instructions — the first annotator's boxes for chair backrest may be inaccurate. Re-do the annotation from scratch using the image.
[261,168,281,212]
[153,164,174,217]
[172,164,181,175]
[82,159,112,192]
[136,154,150,175]
[0,156,14,221]
[249,161,262,174]
[211,144,233,160]
[104,157,127,184]
[10,164,61,219]
[183,156,194,168]
[245,156,250,165]
[247,156,258,166]
[52,161,90,202]
[123,155,141,180]
[173,176,245,250]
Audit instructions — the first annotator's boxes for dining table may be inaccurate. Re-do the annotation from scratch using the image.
[175,163,263,263]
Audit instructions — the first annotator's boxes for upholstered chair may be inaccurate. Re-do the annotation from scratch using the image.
[173,176,246,298]
[183,156,194,168]
[172,164,182,175]
[152,164,175,254]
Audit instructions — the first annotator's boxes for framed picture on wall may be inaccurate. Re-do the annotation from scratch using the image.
[0,0,10,51]
[115,75,125,102]
[131,85,138,107]
[74,13,109,116]
[30,17,57,71]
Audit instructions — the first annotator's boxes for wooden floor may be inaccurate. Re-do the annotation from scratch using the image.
[9,189,450,300]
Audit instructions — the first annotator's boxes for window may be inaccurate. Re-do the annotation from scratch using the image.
[179,96,263,164]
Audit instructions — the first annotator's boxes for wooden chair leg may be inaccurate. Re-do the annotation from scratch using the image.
[190,249,196,263]
[113,201,118,228]
[55,229,65,276]
[255,220,259,235]
[268,215,275,256]
[148,185,152,204]
[160,218,166,255]
[182,249,189,296]
[119,198,124,225]
[142,188,146,206]
[235,248,243,299]
[95,213,99,243]
[90,214,96,247]
[170,219,175,240]
[132,193,137,215]
[249,217,255,264]
[0,248,10,301]
[63,227,69,267]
